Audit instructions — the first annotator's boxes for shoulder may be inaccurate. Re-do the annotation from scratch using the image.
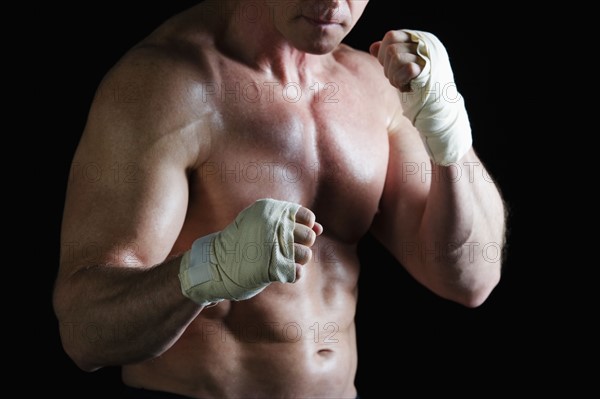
[330,43,401,120]
[91,1,222,122]
[333,43,383,72]
[78,25,220,169]
[99,3,219,97]
[86,28,219,140]
[97,35,215,112]
[332,43,393,84]
[332,43,397,94]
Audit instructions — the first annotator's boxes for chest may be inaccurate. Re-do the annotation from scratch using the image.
[194,79,390,241]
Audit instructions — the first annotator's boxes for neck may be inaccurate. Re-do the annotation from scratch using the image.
[213,0,319,82]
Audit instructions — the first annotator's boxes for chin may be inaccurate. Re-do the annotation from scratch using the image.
[295,34,345,55]
[301,42,340,55]
[284,19,347,54]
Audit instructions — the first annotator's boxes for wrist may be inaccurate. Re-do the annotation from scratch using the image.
[179,233,226,307]
[400,29,473,166]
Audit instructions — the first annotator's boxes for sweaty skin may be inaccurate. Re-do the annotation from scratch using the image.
[54,1,506,398]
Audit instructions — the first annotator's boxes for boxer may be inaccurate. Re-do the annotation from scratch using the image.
[54,1,506,398]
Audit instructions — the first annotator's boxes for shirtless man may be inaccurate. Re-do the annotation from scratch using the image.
[53,1,507,398]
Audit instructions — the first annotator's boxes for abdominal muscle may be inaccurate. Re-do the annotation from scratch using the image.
[122,235,360,399]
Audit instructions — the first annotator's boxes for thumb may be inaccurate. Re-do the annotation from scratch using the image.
[369,41,381,58]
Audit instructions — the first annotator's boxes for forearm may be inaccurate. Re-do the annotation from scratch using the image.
[53,255,202,371]
[419,149,506,305]
[373,30,506,306]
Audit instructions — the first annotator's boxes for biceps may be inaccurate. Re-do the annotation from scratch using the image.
[60,159,189,273]
[371,121,430,246]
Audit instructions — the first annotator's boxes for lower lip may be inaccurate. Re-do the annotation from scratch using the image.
[303,16,338,27]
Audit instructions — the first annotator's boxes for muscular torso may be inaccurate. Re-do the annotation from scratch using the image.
[120,11,399,399]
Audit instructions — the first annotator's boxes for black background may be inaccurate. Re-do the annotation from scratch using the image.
[35,1,537,397]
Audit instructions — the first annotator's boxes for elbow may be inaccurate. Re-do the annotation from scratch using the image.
[454,287,494,308]
[56,326,103,373]
[53,285,103,373]
[442,268,501,309]
[55,313,104,372]
[60,335,103,373]
[443,244,503,307]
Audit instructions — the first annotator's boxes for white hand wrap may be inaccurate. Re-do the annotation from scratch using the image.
[179,198,300,306]
[401,29,472,166]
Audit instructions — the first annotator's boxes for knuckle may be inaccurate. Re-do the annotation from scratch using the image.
[297,207,315,227]
[385,44,398,58]
[383,30,397,41]
[296,207,310,223]
[406,62,421,78]
[305,228,316,245]
[294,244,312,265]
